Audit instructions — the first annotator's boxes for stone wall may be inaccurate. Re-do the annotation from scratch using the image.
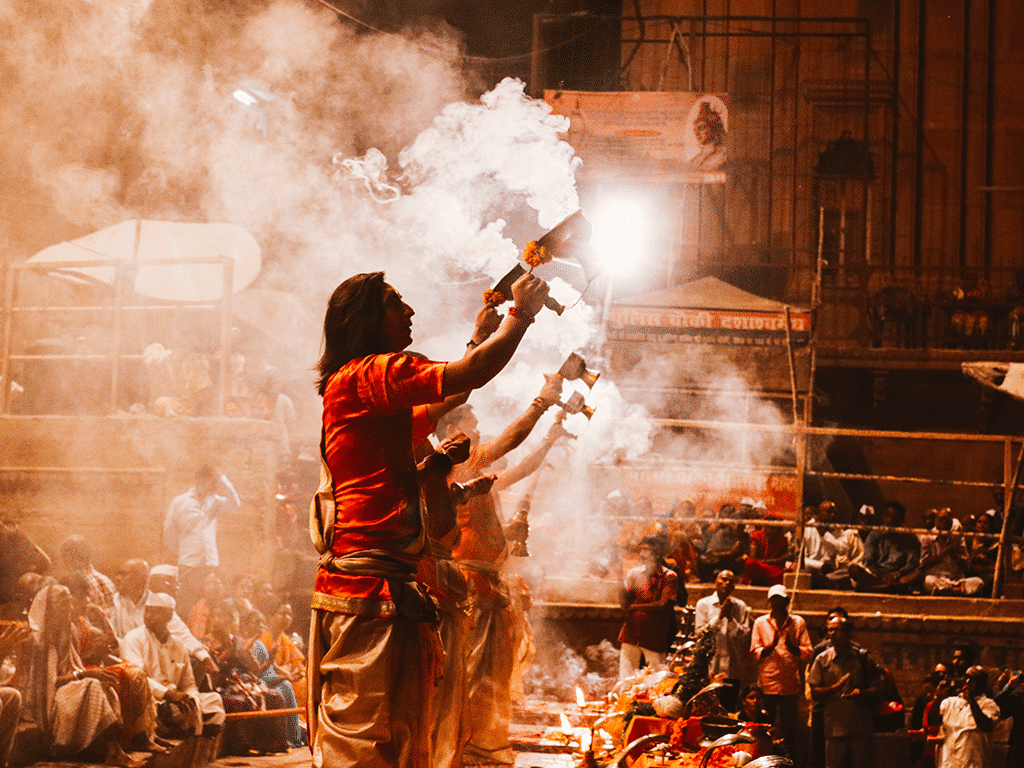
[0,415,282,580]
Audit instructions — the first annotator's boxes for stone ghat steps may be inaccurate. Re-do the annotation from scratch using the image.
[11,727,220,768]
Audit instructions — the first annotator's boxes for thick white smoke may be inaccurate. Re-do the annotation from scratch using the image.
[1,0,789,590]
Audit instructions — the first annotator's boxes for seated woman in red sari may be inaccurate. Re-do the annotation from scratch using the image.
[742,515,793,586]
[308,270,548,768]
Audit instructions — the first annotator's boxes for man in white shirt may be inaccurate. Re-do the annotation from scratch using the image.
[113,564,219,684]
[163,465,240,614]
[121,592,225,737]
[694,569,752,707]
[803,502,864,589]
[937,667,1000,768]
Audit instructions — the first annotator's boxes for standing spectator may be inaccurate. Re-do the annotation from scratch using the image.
[163,465,240,616]
[935,666,999,768]
[807,615,881,768]
[59,535,116,618]
[694,569,753,705]
[750,584,813,768]
[618,534,679,680]
[994,670,1023,768]
[808,606,850,768]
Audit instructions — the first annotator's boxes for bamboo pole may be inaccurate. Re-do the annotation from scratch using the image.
[0,262,13,414]
[784,306,799,423]
[224,708,304,720]
[992,439,1024,599]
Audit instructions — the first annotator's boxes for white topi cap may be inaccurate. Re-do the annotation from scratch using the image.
[149,564,179,579]
[145,591,176,610]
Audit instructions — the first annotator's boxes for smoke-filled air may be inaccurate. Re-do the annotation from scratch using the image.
[0,0,789,673]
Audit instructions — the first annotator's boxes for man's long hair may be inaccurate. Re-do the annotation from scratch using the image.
[316,272,388,395]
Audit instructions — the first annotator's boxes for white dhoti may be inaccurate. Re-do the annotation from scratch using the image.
[430,557,472,768]
[462,597,515,766]
[51,678,119,755]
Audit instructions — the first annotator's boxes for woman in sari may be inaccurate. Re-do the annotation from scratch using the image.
[17,584,148,765]
[203,601,288,755]
[241,609,304,748]
[258,603,305,712]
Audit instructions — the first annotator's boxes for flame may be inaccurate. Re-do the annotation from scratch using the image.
[580,728,592,752]
[576,686,586,707]
[559,712,572,734]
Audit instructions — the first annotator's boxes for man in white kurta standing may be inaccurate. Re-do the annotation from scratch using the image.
[121,593,225,737]
[162,464,240,615]
[694,569,752,709]
[936,666,1000,768]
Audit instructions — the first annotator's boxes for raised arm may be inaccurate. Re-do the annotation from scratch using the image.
[491,407,569,491]
[475,376,562,467]
[441,274,548,396]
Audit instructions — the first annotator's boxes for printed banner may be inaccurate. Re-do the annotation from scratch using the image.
[607,306,811,346]
[595,463,799,519]
[545,90,729,183]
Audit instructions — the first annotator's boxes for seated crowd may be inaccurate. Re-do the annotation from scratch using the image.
[615,493,1009,595]
[0,534,306,768]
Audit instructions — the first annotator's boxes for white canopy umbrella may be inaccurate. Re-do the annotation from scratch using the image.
[27,219,261,302]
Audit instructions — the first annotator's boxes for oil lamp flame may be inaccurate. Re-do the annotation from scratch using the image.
[560,712,573,735]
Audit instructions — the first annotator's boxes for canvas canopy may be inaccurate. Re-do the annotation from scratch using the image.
[606,276,810,347]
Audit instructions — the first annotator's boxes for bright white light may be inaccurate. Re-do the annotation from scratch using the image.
[590,194,653,277]
[232,89,258,107]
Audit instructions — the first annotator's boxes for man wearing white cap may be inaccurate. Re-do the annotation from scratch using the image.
[750,584,813,768]
[121,592,225,737]
[111,564,219,682]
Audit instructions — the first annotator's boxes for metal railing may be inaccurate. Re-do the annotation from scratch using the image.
[639,417,1023,598]
[0,256,234,416]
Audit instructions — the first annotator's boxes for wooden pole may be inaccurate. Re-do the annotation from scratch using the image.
[0,262,13,414]
[218,258,233,417]
[992,439,1024,599]
[784,305,799,424]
